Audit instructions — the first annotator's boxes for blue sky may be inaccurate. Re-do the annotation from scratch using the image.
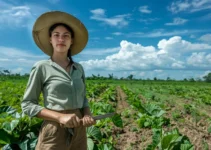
[0,0,211,80]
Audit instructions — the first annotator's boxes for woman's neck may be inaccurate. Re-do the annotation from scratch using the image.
[51,53,69,64]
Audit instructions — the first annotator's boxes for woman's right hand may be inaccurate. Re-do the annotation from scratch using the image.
[58,114,82,128]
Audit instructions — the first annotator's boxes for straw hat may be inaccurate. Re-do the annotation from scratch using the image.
[32,11,88,56]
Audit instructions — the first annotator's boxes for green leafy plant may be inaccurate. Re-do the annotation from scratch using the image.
[146,128,194,150]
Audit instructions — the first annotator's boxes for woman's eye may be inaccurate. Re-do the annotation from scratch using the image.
[54,34,59,37]
[64,35,70,38]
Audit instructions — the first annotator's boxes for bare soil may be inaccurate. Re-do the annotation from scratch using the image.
[112,87,211,150]
[113,87,152,150]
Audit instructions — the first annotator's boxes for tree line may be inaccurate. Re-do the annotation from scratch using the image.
[1,69,211,82]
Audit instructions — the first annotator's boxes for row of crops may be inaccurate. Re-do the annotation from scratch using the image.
[0,79,122,150]
[121,85,194,149]
[1,78,211,149]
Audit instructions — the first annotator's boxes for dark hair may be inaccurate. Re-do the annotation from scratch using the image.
[49,23,74,68]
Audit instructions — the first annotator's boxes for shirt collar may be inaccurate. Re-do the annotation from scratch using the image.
[49,58,77,70]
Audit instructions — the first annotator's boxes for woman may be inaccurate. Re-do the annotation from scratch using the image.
[21,11,95,150]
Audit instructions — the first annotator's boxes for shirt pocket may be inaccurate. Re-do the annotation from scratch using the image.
[71,70,84,95]
[49,80,73,99]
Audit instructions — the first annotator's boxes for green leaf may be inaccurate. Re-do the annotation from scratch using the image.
[0,129,11,144]
[0,106,16,115]
[2,144,21,150]
[180,144,194,150]
[87,138,94,150]
[98,143,113,150]
[112,114,123,128]
[18,139,28,150]
[87,126,102,140]
[161,134,179,149]
[144,121,151,127]
[2,120,19,133]
[29,138,38,150]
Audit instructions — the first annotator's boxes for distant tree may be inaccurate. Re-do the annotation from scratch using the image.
[108,73,113,79]
[203,72,211,83]
[188,77,195,82]
[183,78,188,81]
[154,77,157,81]
[196,77,202,82]
[3,70,10,75]
[120,77,124,80]
[166,77,171,81]
[127,74,134,80]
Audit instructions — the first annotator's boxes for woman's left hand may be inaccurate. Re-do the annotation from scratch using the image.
[82,115,96,127]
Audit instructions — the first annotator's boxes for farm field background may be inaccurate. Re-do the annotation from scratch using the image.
[0,76,211,150]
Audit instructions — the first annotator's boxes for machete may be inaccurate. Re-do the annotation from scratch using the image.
[67,112,116,135]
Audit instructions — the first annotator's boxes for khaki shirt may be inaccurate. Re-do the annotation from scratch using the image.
[21,59,89,117]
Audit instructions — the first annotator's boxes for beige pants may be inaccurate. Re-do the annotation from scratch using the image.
[35,109,87,150]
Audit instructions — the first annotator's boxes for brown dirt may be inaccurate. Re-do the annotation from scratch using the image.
[113,87,211,150]
[163,98,211,149]
[112,86,152,150]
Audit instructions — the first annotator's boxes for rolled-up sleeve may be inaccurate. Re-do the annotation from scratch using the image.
[21,64,44,117]
[80,65,89,108]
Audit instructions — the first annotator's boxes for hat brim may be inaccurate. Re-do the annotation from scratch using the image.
[32,11,88,56]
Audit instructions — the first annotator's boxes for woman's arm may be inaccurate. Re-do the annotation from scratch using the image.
[82,107,96,127]
[37,108,81,128]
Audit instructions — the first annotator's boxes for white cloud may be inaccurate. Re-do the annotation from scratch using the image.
[139,6,152,14]
[139,18,159,24]
[199,34,211,43]
[187,52,211,67]
[0,5,32,27]
[11,67,24,74]
[127,29,208,38]
[200,70,211,78]
[190,34,196,38]
[112,32,123,36]
[80,36,211,72]
[154,70,163,73]
[90,8,131,27]
[139,72,145,76]
[105,37,113,40]
[172,62,185,69]
[157,36,211,55]
[0,1,49,28]
[165,17,188,26]
[0,46,47,70]
[168,0,211,13]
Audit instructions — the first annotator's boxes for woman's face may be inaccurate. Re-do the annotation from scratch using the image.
[50,25,73,55]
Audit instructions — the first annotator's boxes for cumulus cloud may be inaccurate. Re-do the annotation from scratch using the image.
[0,1,49,28]
[199,34,211,43]
[165,17,188,26]
[0,5,32,27]
[139,6,152,14]
[168,0,211,13]
[187,52,211,67]
[157,36,211,55]
[90,8,131,27]
[80,36,211,72]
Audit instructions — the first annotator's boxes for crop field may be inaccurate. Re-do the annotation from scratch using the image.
[0,76,211,150]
